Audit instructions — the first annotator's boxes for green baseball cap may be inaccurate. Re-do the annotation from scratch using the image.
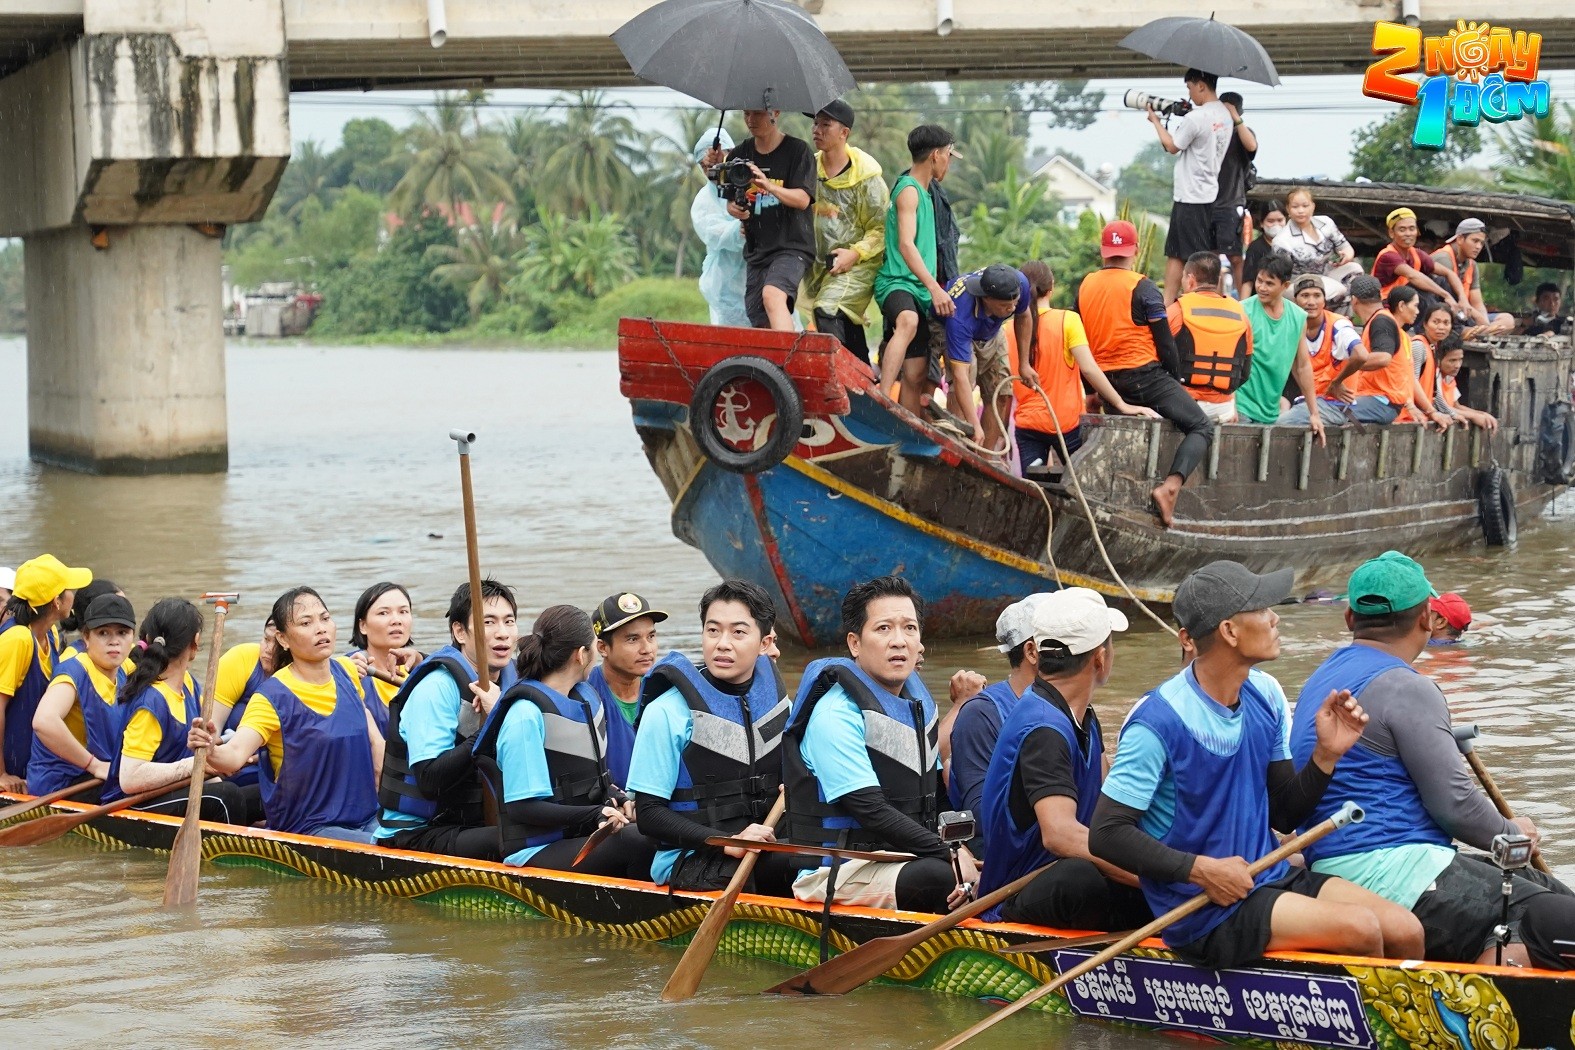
[1347,551,1439,615]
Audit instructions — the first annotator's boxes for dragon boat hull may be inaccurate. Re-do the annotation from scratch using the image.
[6,793,1574,1050]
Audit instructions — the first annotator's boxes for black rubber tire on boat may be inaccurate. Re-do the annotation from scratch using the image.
[689,356,805,474]
[1478,466,1517,547]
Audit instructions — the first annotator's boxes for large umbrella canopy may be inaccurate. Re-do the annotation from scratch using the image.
[1119,16,1281,87]
[613,0,855,113]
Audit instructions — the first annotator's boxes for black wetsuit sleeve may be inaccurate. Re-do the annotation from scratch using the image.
[839,787,951,862]
[412,741,478,800]
[634,791,719,850]
[1266,757,1333,833]
[1089,794,1195,884]
[504,799,603,836]
[1151,320,1182,378]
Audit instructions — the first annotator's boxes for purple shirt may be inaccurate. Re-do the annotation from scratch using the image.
[942,268,1032,363]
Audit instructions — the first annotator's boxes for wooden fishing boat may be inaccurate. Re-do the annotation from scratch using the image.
[5,793,1573,1049]
[618,181,1575,646]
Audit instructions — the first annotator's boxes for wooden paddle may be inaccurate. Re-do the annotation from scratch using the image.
[704,837,917,864]
[997,928,1140,955]
[1452,723,1552,874]
[0,778,104,822]
[764,862,1055,996]
[930,800,1365,1049]
[449,429,491,693]
[162,592,237,908]
[0,780,189,847]
[661,792,787,1003]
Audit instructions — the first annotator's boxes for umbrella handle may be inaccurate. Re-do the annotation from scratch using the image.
[713,110,725,151]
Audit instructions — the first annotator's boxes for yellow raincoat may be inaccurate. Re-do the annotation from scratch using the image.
[803,146,889,325]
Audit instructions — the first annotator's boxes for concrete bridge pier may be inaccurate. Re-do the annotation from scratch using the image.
[0,2,290,474]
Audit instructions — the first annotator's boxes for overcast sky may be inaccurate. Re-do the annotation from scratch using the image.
[288,70,1575,183]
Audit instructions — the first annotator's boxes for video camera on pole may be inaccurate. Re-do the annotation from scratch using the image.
[714,158,756,208]
[1122,89,1192,118]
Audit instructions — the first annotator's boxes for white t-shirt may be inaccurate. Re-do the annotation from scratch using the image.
[1170,101,1232,205]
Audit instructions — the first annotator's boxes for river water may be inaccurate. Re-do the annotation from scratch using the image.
[2,338,1572,1048]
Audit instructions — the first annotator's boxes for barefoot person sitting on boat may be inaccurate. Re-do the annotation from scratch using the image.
[103,597,249,822]
[0,553,90,793]
[784,575,978,913]
[976,588,1153,932]
[626,579,794,894]
[375,579,519,860]
[586,590,666,786]
[347,581,420,735]
[1089,561,1424,968]
[190,587,383,842]
[27,593,135,803]
[1077,221,1214,528]
[471,605,656,878]
[1290,552,1575,969]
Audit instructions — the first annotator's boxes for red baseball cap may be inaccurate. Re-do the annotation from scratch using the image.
[1101,220,1139,258]
[1429,592,1472,631]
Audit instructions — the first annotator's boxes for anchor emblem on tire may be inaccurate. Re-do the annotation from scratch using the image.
[714,384,758,447]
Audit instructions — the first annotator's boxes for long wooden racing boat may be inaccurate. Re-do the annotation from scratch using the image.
[618,180,1575,645]
[7,793,1574,1049]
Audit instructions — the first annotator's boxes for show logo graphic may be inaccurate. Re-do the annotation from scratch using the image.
[1362,20,1550,150]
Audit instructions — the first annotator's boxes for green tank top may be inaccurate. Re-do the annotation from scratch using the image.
[874,174,937,309]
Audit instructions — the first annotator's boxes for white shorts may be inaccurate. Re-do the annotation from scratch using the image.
[1192,395,1238,423]
[791,858,906,910]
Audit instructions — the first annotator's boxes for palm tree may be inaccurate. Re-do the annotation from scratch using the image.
[500,114,555,214]
[536,91,643,217]
[1498,102,1575,202]
[426,206,527,319]
[275,139,339,220]
[516,207,637,299]
[389,93,514,220]
[944,126,1027,213]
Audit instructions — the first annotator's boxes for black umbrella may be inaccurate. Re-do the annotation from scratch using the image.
[1119,15,1280,87]
[612,0,855,113]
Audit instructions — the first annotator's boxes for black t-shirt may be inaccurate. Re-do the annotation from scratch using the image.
[727,134,817,265]
[1006,680,1102,830]
[1366,312,1402,354]
[1213,132,1256,207]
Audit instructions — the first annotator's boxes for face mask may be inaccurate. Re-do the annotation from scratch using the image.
[1263,223,1285,238]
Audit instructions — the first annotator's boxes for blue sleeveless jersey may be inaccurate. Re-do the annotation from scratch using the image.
[977,686,1104,918]
[104,677,201,804]
[255,661,378,836]
[584,666,634,788]
[1289,645,1452,864]
[222,654,268,787]
[946,679,1021,811]
[26,653,127,795]
[1,620,60,780]
[1122,670,1290,947]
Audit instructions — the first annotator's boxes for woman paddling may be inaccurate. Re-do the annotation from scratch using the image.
[190,587,383,842]
[347,581,420,734]
[104,597,248,822]
[0,554,91,793]
[27,594,136,800]
[472,605,655,877]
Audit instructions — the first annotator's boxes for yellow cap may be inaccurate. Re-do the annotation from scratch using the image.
[12,554,93,608]
[1386,207,1416,228]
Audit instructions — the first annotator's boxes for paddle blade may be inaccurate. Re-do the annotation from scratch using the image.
[0,811,85,847]
[162,815,203,908]
[661,863,753,1002]
[0,778,103,822]
[572,822,616,868]
[764,928,913,996]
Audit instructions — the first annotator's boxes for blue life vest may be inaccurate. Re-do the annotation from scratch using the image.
[977,682,1104,918]
[636,650,788,837]
[784,657,940,857]
[255,661,378,836]
[585,665,634,787]
[474,679,612,853]
[1122,670,1290,947]
[946,679,1021,811]
[377,644,500,825]
[1,620,60,780]
[344,648,396,737]
[26,653,128,796]
[220,652,268,788]
[1289,645,1453,863]
[104,676,201,804]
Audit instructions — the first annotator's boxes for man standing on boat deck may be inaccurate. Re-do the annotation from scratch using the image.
[1237,254,1325,445]
[376,579,519,860]
[626,580,795,894]
[785,576,978,913]
[1089,560,1424,968]
[1077,220,1214,528]
[1289,552,1575,969]
[939,263,1038,454]
[587,591,666,786]
[1211,91,1257,293]
[977,589,1154,932]
[802,99,888,365]
[1150,69,1232,305]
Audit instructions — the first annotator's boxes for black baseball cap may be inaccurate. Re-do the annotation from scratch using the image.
[80,593,136,632]
[591,592,669,638]
[964,264,1022,301]
[804,98,855,129]
[1173,561,1294,637]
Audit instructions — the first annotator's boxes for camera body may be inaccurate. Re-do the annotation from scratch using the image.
[938,809,977,845]
[715,158,755,208]
[1491,832,1534,870]
[1123,89,1193,118]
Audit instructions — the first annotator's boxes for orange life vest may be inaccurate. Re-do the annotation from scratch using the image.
[1008,306,1085,436]
[1356,308,1415,406]
[1440,372,1461,409]
[1168,291,1251,403]
[1373,244,1424,297]
[1433,243,1475,297]
[1306,310,1346,396]
[1077,267,1157,373]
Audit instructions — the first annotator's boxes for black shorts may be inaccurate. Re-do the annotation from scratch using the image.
[814,309,871,365]
[1165,201,1217,261]
[1211,203,1246,256]
[1175,867,1334,970]
[744,251,811,328]
[879,289,933,361]
[1412,852,1561,962]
